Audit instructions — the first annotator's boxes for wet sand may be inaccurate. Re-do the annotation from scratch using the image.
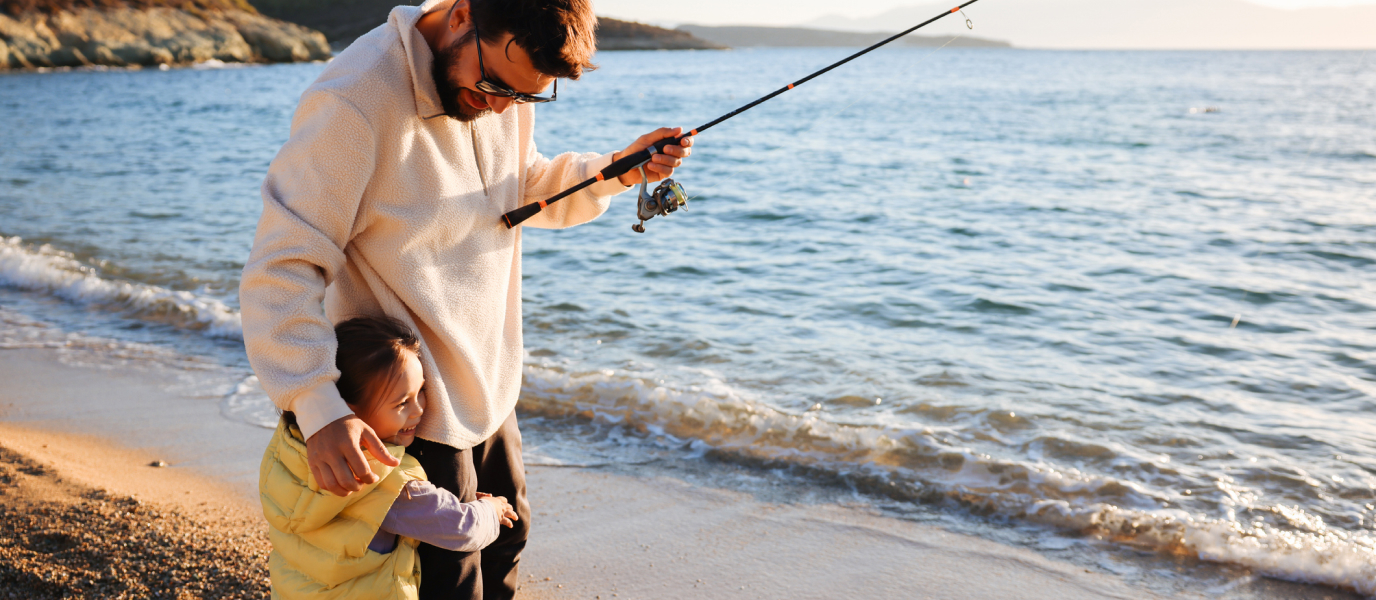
[0,345,1305,600]
[515,464,1169,600]
[0,421,1155,600]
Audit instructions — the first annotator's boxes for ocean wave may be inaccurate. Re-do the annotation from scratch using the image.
[0,237,242,340]
[518,363,1376,596]
[0,303,234,385]
[221,374,279,428]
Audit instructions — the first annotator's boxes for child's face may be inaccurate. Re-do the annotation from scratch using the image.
[358,350,425,447]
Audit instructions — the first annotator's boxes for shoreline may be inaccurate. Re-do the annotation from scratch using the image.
[0,344,1358,599]
[0,423,1158,600]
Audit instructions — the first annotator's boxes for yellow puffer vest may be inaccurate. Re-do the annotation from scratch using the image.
[260,418,427,600]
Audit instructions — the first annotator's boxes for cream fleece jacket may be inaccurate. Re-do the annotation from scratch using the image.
[240,0,629,449]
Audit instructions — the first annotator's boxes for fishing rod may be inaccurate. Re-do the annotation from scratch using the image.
[502,0,983,231]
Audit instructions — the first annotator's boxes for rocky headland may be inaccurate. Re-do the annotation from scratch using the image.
[0,0,330,69]
[254,0,724,52]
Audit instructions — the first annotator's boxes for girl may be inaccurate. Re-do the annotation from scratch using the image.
[259,316,517,599]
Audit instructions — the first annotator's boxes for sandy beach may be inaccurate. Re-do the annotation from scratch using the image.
[0,345,1360,600]
[0,423,270,599]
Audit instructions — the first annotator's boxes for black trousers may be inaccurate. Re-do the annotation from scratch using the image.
[410,411,530,600]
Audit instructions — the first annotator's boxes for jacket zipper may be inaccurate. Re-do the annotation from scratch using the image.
[470,122,489,197]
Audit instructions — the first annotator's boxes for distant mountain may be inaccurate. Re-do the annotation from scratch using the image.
[678,24,1009,48]
[598,17,724,50]
[802,0,1376,49]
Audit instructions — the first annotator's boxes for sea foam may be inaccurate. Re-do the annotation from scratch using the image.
[0,237,242,340]
[518,362,1376,596]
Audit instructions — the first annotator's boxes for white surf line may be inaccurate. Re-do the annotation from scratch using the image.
[0,237,243,340]
[518,362,1376,595]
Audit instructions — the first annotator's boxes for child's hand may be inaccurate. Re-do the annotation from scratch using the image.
[476,492,519,528]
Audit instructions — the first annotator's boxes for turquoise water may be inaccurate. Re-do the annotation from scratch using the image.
[2,49,1374,595]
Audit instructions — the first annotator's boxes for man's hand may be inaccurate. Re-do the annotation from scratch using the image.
[615,127,694,186]
[306,415,400,497]
[477,492,519,528]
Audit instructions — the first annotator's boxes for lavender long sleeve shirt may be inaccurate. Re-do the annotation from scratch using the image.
[368,480,502,554]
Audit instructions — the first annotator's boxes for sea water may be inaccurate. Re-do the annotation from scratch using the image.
[2,48,1374,596]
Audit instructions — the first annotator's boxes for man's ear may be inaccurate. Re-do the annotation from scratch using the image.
[447,0,470,32]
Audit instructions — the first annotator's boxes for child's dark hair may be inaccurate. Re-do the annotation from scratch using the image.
[282,316,421,429]
[334,316,422,406]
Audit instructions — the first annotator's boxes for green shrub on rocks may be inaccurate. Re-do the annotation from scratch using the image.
[0,0,328,69]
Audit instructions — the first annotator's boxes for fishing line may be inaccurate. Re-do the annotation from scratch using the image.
[681,29,976,207]
[501,0,985,230]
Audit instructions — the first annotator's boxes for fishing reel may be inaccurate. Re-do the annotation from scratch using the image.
[631,164,689,233]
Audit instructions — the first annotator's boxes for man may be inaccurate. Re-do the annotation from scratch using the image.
[239,0,691,597]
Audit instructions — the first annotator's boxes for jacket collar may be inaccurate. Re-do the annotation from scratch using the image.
[393,0,450,120]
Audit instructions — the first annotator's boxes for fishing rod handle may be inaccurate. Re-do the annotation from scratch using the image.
[501,198,545,228]
[501,135,691,228]
[603,134,691,181]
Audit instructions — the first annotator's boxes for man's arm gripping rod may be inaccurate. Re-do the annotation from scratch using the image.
[501,0,982,229]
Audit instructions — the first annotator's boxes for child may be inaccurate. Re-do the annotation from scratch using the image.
[259,316,518,599]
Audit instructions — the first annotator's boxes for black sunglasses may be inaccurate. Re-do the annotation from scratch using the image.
[472,24,557,104]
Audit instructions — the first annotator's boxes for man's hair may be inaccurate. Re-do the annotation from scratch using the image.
[467,0,598,80]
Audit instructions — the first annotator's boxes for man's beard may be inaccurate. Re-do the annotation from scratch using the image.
[432,37,489,123]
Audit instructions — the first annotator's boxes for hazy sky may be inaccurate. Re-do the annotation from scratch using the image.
[594,0,1376,26]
